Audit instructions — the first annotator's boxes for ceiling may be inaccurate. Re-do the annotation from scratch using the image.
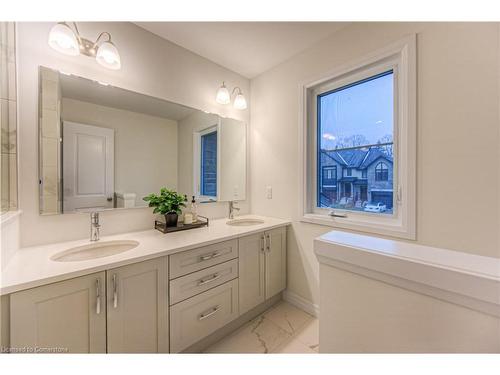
[60,73,196,121]
[134,22,348,78]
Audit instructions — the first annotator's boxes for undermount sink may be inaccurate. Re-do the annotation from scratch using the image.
[51,240,139,262]
[226,218,265,226]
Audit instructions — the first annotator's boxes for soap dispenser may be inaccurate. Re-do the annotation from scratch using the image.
[190,196,198,222]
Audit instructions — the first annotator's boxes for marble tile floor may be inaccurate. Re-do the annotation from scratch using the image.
[203,301,319,354]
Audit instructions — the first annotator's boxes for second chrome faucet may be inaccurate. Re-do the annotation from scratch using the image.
[90,212,100,241]
[228,201,240,219]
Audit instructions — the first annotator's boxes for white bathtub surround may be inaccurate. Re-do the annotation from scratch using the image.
[0,215,289,295]
[204,301,318,353]
[314,230,500,353]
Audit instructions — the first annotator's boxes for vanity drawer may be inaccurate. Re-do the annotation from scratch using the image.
[169,239,238,279]
[170,259,238,305]
[170,279,239,353]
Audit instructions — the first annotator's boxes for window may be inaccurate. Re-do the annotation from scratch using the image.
[300,36,416,239]
[200,130,217,197]
[317,70,394,215]
[322,166,336,182]
[375,162,389,181]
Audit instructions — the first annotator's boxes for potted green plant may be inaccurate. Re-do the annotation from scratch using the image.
[143,188,187,227]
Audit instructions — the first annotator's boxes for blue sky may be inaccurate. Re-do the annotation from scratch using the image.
[319,72,393,150]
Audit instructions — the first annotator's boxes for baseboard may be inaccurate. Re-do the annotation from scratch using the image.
[283,289,319,318]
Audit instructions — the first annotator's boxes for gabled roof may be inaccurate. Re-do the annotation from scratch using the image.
[359,148,392,169]
[321,147,393,170]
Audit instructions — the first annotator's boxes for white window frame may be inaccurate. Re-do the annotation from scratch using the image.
[298,35,416,240]
[193,125,220,202]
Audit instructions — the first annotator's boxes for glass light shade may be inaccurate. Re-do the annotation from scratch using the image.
[233,92,247,110]
[216,84,231,105]
[96,41,121,70]
[48,23,79,56]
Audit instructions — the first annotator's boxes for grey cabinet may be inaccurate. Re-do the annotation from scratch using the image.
[170,279,239,353]
[264,227,287,298]
[10,257,169,354]
[238,232,266,314]
[238,227,286,314]
[10,272,107,353]
[106,257,169,353]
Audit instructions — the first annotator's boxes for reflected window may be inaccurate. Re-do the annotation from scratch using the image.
[200,130,217,197]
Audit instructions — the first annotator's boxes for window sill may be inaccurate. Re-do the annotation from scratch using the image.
[301,212,415,240]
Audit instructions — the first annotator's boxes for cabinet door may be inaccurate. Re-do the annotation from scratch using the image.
[106,257,169,353]
[238,232,265,314]
[265,227,287,299]
[10,272,106,353]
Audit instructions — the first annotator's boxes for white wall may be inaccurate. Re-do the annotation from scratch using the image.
[219,117,247,202]
[62,98,178,207]
[17,22,250,247]
[319,265,500,352]
[250,22,500,307]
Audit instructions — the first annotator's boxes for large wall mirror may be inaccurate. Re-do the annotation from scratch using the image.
[38,66,246,215]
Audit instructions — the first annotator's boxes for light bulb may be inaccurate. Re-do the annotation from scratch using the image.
[96,41,121,70]
[216,83,231,105]
[233,92,247,110]
[48,23,79,56]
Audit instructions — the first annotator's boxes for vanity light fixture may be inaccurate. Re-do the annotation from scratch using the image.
[48,22,121,70]
[215,82,247,110]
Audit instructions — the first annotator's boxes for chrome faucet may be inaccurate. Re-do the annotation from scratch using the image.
[228,201,240,219]
[90,212,100,241]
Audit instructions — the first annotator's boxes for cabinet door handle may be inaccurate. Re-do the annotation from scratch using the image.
[198,273,221,286]
[199,305,220,320]
[199,251,222,262]
[260,235,265,253]
[266,234,271,253]
[95,278,101,315]
[112,274,118,308]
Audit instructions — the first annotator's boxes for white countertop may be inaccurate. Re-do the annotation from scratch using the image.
[1,215,290,295]
[315,230,500,280]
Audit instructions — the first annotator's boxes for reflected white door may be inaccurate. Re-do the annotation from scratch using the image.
[63,121,114,212]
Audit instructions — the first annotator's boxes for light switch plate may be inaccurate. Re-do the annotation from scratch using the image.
[266,186,272,199]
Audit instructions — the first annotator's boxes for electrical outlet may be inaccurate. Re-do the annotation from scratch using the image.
[266,186,272,199]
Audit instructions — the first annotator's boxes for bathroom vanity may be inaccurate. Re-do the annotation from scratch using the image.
[0,62,282,354]
[1,216,289,353]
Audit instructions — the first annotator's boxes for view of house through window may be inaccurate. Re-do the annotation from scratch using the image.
[200,130,218,197]
[317,70,394,214]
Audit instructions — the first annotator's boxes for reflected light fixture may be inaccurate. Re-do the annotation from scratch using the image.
[215,82,247,110]
[48,22,121,70]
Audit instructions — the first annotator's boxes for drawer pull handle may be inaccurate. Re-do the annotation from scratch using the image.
[198,273,221,286]
[95,278,101,315]
[112,274,118,308]
[199,305,220,321]
[199,251,222,262]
